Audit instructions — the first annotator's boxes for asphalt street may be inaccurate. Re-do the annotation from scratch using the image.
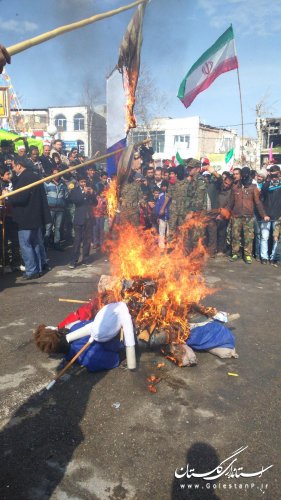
[0,247,280,500]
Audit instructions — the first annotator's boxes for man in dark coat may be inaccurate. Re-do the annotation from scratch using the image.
[4,156,51,279]
[68,174,97,268]
[40,144,56,176]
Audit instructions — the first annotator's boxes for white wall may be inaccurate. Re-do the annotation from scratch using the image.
[143,116,200,160]
[49,106,89,155]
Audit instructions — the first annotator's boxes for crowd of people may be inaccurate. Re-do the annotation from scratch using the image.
[118,146,281,266]
[0,138,109,278]
[0,137,281,281]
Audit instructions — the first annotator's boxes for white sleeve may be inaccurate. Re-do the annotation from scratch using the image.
[66,320,94,343]
[119,302,135,347]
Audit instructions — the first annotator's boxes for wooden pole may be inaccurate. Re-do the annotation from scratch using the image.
[0,138,150,202]
[59,298,89,304]
[7,0,146,57]
[46,341,91,390]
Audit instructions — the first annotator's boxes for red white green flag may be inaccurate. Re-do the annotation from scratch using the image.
[178,26,238,108]
[225,147,234,171]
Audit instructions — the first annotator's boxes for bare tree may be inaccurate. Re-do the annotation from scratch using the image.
[255,90,279,119]
[134,65,168,132]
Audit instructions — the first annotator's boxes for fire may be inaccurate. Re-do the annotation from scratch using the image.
[123,69,137,132]
[104,177,118,221]
[105,217,213,345]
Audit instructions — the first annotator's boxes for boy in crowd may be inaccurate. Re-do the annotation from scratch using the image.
[44,168,68,251]
[68,175,97,268]
[95,171,109,195]
[155,180,171,249]
[92,186,108,249]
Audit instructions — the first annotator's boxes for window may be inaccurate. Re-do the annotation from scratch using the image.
[131,130,165,153]
[174,135,190,148]
[131,131,147,144]
[54,114,67,131]
[74,113,85,131]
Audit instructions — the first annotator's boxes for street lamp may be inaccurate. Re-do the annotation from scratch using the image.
[47,124,57,138]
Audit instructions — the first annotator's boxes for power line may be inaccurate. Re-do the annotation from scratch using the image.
[217,122,256,128]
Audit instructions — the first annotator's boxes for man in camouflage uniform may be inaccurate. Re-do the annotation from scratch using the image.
[119,154,143,227]
[168,168,189,240]
[184,162,208,253]
[230,167,269,264]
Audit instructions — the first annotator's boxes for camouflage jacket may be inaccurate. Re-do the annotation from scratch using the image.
[120,181,142,211]
[186,173,207,212]
[169,179,189,215]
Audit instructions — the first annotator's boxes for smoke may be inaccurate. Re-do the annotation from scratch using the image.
[48,0,120,106]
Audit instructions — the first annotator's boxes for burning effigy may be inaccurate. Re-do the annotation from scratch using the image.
[34,149,238,378]
[101,215,238,366]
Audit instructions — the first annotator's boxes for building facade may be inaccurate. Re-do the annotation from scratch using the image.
[130,116,237,162]
[10,105,106,157]
[257,116,281,166]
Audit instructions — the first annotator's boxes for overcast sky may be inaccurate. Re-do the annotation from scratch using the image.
[1,0,281,137]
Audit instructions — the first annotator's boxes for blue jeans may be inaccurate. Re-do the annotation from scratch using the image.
[38,228,48,269]
[260,221,277,260]
[93,217,105,246]
[45,210,64,244]
[18,228,42,276]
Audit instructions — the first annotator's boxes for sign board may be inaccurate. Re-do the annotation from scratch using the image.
[63,140,77,151]
[0,87,9,118]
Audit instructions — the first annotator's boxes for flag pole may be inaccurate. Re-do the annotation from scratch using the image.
[6,0,146,57]
[236,67,244,160]
[231,24,244,161]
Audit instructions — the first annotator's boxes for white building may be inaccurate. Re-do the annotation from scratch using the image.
[48,105,106,157]
[10,105,106,157]
[130,116,237,162]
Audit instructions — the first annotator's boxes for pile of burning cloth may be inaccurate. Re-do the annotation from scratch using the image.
[34,277,238,372]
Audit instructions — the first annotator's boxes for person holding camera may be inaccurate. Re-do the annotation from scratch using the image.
[260,164,281,264]
[68,175,97,268]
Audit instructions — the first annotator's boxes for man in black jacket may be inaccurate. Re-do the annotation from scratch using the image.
[40,144,55,176]
[68,175,97,268]
[3,156,51,279]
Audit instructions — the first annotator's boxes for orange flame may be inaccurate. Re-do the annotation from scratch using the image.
[123,69,137,131]
[104,217,213,344]
[104,178,118,221]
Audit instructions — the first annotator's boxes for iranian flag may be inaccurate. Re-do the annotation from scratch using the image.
[178,26,238,108]
[172,152,185,166]
[225,147,234,171]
